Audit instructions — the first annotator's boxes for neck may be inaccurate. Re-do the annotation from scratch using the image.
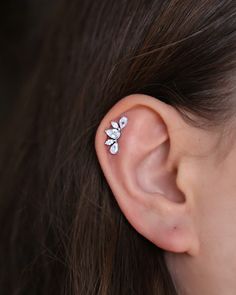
[164,251,236,295]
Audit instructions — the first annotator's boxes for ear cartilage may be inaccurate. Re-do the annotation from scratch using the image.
[104,116,128,155]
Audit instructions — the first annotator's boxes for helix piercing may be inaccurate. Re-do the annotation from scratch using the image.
[104,116,128,154]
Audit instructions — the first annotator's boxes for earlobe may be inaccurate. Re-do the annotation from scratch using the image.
[95,94,199,256]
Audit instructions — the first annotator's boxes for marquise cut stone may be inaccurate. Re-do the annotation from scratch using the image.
[111,121,119,129]
[105,128,121,139]
[105,139,115,145]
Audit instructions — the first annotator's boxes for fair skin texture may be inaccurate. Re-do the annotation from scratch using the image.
[95,94,236,295]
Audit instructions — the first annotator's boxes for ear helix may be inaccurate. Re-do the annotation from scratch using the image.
[104,116,128,154]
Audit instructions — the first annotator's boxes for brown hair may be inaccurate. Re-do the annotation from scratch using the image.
[1,1,236,294]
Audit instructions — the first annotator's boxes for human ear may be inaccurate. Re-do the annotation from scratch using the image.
[95,94,199,256]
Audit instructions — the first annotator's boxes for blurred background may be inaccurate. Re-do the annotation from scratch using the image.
[0,0,55,124]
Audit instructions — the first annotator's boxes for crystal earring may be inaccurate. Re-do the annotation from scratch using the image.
[104,116,128,154]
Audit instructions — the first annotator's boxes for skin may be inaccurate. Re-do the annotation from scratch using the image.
[95,93,236,295]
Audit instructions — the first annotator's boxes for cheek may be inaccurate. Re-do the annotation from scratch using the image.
[195,149,236,263]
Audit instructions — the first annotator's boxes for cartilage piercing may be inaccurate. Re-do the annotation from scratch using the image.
[104,116,128,154]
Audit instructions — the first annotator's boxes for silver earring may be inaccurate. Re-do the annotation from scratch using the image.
[104,116,128,154]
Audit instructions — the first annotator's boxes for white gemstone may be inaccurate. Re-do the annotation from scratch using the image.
[110,142,119,154]
[111,121,119,129]
[119,116,128,129]
[105,128,121,139]
[105,139,115,145]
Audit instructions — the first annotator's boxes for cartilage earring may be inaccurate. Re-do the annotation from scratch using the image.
[104,116,128,154]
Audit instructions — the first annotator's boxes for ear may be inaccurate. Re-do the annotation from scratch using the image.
[95,94,199,256]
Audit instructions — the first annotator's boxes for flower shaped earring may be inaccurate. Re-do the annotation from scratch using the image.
[104,116,128,154]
